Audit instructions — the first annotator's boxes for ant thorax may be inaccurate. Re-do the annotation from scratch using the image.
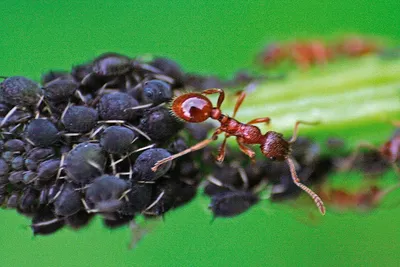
[260,131,291,161]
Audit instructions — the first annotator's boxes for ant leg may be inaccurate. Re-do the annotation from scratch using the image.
[202,88,225,109]
[246,117,271,127]
[232,90,246,118]
[286,157,326,215]
[288,120,320,144]
[339,142,378,172]
[236,138,256,163]
[216,134,230,162]
[152,129,223,172]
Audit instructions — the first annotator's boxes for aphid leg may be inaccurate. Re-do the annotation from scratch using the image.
[339,141,378,172]
[152,129,223,171]
[0,106,18,128]
[372,183,400,205]
[246,117,271,126]
[202,88,225,109]
[286,157,326,215]
[288,120,320,144]
[236,137,256,163]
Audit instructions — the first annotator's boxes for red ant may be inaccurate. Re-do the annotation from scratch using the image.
[340,124,400,176]
[152,88,326,215]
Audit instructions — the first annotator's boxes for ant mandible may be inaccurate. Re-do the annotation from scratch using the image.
[152,88,325,215]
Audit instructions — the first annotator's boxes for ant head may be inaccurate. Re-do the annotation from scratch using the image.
[260,131,291,161]
[171,93,213,123]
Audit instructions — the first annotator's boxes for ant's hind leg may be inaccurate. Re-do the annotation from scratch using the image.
[288,120,320,144]
[246,117,271,127]
[237,138,256,163]
[202,88,225,109]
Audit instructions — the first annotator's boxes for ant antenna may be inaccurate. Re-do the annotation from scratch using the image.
[289,120,320,144]
[286,157,326,215]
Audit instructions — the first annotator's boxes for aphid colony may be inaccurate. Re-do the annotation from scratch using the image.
[0,53,267,236]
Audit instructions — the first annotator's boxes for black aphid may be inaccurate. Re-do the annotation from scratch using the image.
[97,92,139,121]
[92,53,132,76]
[0,76,42,107]
[8,171,24,184]
[62,105,98,133]
[4,139,25,152]
[65,210,94,230]
[0,159,9,176]
[6,192,19,209]
[42,78,77,102]
[18,187,39,214]
[99,126,136,154]
[41,70,73,85]
[37,159,60,181]
[31,208,65,236]
[138,106,184,142]
[22,171,37,184]
[85,175,128,213]
[25,119,60,147]
[119,182,153,215]
[64,142,106,184]
[54,182,82,217]
[150,57,184,87]
[132,148,172,181]
[142,80,172,106]
[209,191,259,218]
[11,156,24,171]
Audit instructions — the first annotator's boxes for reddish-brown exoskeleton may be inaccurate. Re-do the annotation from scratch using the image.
[341,126,400,176]
[152,88,326,215]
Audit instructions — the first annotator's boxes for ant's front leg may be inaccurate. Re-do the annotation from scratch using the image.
[216,134,231,163]
[202,88,225,109]
[151,128,223,172]
[237,137,256,163]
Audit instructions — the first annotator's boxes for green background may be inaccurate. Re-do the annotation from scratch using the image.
[1,1,400,266]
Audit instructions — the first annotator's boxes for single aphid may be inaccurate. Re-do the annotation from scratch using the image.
[141,79,172,106]
[119,182,153,215]
[152,89,325,215]
[6,191,20,209]
[99,126,136,154]
[31,207,65,236]
[42,78,77,103]
[0,159,10,176]
[4,139,25,152]
[18,187,39,215]
[64,142,107,185]
[22,171,37,184]
[65,210,94,230]
[37,159,61,181]
[85,175,129,213]
[0,76,42,107]
[11,156,24,171]
[97,92,139,121]
[25,119,60,147]
[138,106,184,142]
[209,191,259,218]
[41,70,73,85]
[54,182,82,217]
[150,57,184,88]
[132,148,172,182]
[8,171,24,184]
[61,105,98,133]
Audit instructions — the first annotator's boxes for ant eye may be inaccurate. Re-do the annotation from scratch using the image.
[270,156,276,161]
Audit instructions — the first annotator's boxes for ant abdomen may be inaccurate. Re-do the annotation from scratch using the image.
[171,93,213,123]
[261,131,291,161]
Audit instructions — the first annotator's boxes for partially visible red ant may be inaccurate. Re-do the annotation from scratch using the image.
[152,88,325,215]
[340,123,400,176]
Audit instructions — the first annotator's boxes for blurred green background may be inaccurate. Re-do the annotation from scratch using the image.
[1,1,400,266]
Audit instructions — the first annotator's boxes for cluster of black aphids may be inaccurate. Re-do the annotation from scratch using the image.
[0,53,266,236]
